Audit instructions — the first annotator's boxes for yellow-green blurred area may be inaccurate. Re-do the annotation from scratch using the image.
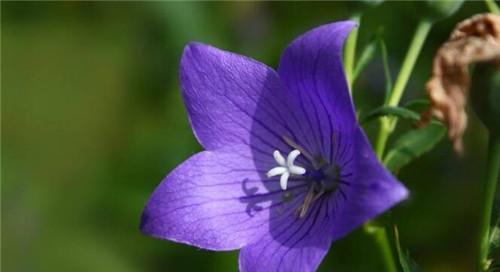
[2,2,495,271]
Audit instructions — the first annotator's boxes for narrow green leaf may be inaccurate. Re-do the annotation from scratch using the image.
[485,0,500,14]
[490,217,500,249]
[380,38,393,103]
[490,226,500,249]
[403,99,430,112]
[489,206,500,270]
[360,106,420,124]
[384,122,446,172]
[394,226,420,272]
[352,38,378,83]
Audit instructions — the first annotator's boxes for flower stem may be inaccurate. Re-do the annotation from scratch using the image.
[485,0,500,14]
[364,223,397,272]
[369,17,433,272]
[344,13,361,92]
[375,18,433,159]
[477,134,500,271]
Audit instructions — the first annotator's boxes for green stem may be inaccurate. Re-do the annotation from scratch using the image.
[344,14,361,92]
[478,134,500,272]
[375,18,433,159]
[375,119,392,159]
[485,0,500,14]
[364,223,397,272]
[368,17,434,272]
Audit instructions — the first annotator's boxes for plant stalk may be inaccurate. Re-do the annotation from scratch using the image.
[364,223,398,272]
[478,134,500,271]
[375,18,433,159]
[348,14,398,271]
[485,0,500,14]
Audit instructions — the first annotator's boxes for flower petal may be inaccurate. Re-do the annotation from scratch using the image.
[180,43,328,167]
[140,145,308,250]
[278,21,357,159]
[180,42,299,154]
[239,199,333,272]
[330,127,409,240]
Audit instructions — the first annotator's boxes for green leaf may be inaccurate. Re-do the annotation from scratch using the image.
[490,217,500,249]
[379,38,393,103]
[352,37,378,83]
[384,122,446,172]
[490,225,500,250]
[394,225,420,272]
[360,106,420,124]
[403,99,430,112]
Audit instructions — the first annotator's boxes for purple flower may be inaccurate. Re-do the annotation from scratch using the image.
[140,21,408,271]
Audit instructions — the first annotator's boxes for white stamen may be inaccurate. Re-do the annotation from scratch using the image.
[266,149,306,190]
[273,150,286,166]
[267,166,287,177]
[280,172,290,190]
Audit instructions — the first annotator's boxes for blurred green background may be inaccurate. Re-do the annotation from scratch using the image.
[2,1,496,271]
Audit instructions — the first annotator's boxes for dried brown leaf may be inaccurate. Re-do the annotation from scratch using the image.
[420,13,500,154]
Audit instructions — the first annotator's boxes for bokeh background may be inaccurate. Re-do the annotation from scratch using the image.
[2,1,496,271]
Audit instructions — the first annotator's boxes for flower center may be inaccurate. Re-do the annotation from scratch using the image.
[267,136,346,218]
[266,149,306,190]
[295,163,342,217]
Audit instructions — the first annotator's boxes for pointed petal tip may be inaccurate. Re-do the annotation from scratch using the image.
[396,182,410,202]
[382,179,410,212]
[181,42,209,65]
[323,19,359,30]
[139,207,156,237]
[183,41,208,52]
[323,19,358,36]
[139,198,164,238]
[317,19,358,30]
[345,19,359,28]
[181,42,224,68]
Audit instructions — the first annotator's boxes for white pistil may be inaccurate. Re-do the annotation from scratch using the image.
[267,149,306,190]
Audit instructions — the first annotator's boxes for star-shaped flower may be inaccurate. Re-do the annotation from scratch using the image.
[140,20,408,272]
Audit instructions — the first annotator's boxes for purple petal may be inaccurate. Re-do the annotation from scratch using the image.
[140,145,309,250]
[239,199,333,272]
[278,21,357,159]
[180,43,332,163]
[180,43,292,153]
[330,127,409,240]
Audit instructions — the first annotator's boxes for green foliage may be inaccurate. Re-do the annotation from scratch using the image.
[352,34,379,83]
[348,0,385,13]
[359,0,385,8]
[487,216,500,271]
[490,218,500,250]
[485,0,500,14]
[422,0,464,22]
[380,38,393,102]
[403,99,430,112]
[360,106,420,124]
[394,226,420,272]
[384,123,446,172]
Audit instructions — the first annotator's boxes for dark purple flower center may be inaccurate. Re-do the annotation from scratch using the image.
[306,163,341,190]
[292,157,342,217]
[279,136,345,218]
